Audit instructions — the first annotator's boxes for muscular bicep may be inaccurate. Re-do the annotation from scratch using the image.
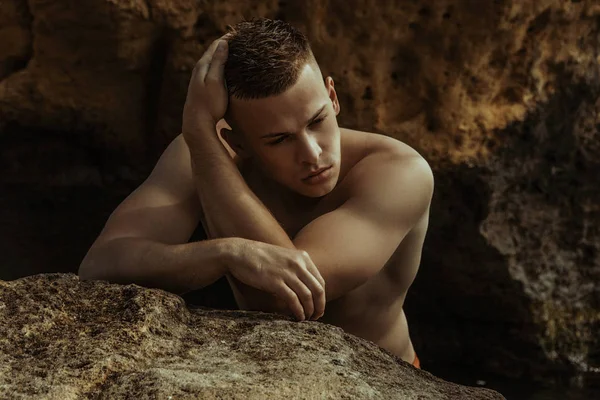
[292,155,434,301]
[293,205,404,301]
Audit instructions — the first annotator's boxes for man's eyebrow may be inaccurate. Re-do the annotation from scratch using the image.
[260,104,327,139]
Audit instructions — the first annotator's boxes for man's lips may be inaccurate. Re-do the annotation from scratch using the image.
[303,166,332,180]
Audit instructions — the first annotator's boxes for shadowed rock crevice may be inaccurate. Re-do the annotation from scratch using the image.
[406,164,542,380]
[143,29,173,155]
[481,74,600,386]
[0,0,33,81]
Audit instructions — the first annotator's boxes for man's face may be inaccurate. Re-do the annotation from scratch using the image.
[224,63,341,198]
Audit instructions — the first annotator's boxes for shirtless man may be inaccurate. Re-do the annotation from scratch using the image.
[78,19,433,368]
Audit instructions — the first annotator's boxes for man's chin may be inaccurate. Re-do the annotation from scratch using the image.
[295,181,336,198]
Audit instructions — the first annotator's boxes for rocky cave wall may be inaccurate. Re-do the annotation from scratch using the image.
[1,0,599,387]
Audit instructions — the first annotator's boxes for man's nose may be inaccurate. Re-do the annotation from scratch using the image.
[296,131,322,164]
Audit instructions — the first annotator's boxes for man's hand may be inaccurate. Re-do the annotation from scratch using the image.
[225,238,326,322]
[182,35,230,149]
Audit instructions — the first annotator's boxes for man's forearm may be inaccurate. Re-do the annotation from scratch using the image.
[78,237,236,295]
[186,121,295,249]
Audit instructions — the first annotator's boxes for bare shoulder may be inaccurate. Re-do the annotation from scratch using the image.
[339,127,432,186]
[337,127,433,215]
[340,127,424,160]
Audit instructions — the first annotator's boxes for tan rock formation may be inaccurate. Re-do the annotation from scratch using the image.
[0,274,505,399]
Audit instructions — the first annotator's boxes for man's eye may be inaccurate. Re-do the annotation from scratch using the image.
[267,116,327,146]
[311,116,326,125]
[268,136,287,145]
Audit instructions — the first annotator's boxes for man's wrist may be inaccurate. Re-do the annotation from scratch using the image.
[182,118,219,151]
[217,237,246,274]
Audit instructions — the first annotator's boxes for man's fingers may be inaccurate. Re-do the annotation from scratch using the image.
[286,278,315,321]
[220,32,234,41]
[199,38,222,65]
[307,261,326,292]
[300,269,325,320]
[205,40,228,85]
[199,34,230,66]
[193,37,227,83]
[304,258,326,319]
[275,285,305,321]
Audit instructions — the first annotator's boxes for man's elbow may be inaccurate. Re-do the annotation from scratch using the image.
[77,237,135,283]
[77,245,117,283]
[78,256,105,282]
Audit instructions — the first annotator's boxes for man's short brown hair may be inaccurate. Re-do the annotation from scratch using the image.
[224,18,320,100]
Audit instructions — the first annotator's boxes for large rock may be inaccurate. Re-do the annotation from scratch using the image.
[0,274,504,399]
[0,0,598,388]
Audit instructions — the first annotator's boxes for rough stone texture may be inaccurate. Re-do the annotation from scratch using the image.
[0,274,505,399]
[0,0,599,389]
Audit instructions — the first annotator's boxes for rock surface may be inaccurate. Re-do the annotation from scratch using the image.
[0,0,599,388]
[0,274,505,399]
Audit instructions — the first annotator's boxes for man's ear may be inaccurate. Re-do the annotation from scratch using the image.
[220,127,250,158]
[325,76,341,116]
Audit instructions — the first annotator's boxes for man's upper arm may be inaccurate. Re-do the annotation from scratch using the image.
[292,153,434,302]
[92,134,202,246]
